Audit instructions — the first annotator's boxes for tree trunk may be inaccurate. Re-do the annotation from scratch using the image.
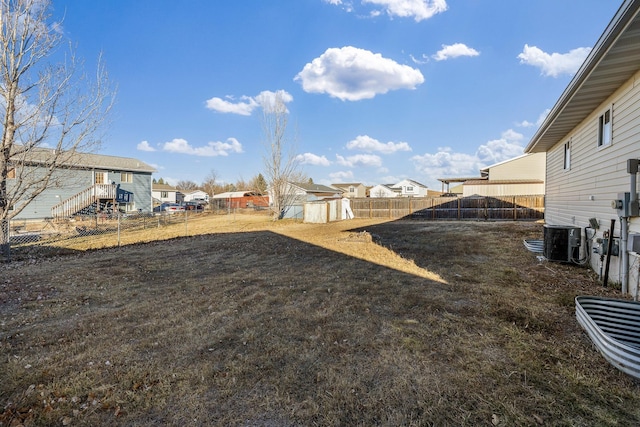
[0,217,9,261]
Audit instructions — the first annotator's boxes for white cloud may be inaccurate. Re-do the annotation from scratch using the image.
[518,44,591,77]
[410,53,429,65]
[205,90,292,115]
[411,129,525,184]
[329,170,355,181]
[336,153,383,167]
[254,90,294,113]
[346,134,412,154]
[362,0,447,22]
[536,108,551,126]
[324,0,354,12]
[161,137,243,157]
[296,152,331,166]
[205,96,257,116]
[432,43,479,61]
[295,46,424,101]
[517,120,534,128]
[137,140,156,152]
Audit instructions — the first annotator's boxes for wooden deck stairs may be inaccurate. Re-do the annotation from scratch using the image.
[51,184,116,218]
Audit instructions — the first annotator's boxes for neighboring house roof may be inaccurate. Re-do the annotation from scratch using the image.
[331,183,364,188]
[395,179,428,188]
[17,147,156,173]
[479,153,530,174]
[463,179,544,185]
[212,191,260,199]
[152,183,178,191]
[292,183,341,194]
[438,177,485,184]
[526,0,640,153]
[371,184,399,192]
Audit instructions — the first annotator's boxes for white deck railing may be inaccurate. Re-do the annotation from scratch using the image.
[51,184,116,218]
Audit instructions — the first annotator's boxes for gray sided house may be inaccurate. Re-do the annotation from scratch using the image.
[276,182,343,219]
[525,0,640,295]
[9,150,155,219]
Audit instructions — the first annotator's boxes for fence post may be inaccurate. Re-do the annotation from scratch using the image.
[513,196,517,220]
[117,211,121,247]
[369,199,372,218]
[457,198,461,220]
[484,197,488,221]
[185,210,188,236]
[389,199,392,219]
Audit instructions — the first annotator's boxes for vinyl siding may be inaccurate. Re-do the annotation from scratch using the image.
[462,182,544,197]
[545,69,640,283]
[546,70,640,229]
[489,153,546,181]
[11,167,153,219]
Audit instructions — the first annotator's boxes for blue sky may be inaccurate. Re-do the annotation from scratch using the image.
[53,0,621,189]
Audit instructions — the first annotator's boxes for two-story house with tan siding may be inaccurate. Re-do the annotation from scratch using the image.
[525,0,640,295]
[331,183,367,198]
[462,153,545,197]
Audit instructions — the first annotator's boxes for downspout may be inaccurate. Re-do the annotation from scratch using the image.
[622,217,629,294]
[623,159,639,294]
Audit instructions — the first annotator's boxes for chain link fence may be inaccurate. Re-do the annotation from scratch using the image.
[5,211,217,261]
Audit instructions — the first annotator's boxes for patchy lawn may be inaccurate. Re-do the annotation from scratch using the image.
[1,216,639,426]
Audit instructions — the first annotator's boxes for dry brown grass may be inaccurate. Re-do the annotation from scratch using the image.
[1,214,639,426]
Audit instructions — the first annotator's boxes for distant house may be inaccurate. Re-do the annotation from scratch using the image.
[331,183,367,198]
[462,153,545,197]
[394,179,429,197]
[9,149,155,219]
[211,191,268,209]
[524,0,640,294]
[369,184,399,198]
[152,183,179,204]
[369,179,429,198]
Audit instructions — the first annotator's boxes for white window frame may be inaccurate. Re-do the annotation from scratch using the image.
[94,170,108,184]
[121,172,133,183]
[598,106,612,147]
[564,140,571,170]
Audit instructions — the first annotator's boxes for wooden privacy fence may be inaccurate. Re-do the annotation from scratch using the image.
[350,195,544,221]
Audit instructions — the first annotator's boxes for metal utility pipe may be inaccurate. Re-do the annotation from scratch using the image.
[631,159,638,205]
[604,219,616,287]
[623,159,639,294]
[622,217,629,293]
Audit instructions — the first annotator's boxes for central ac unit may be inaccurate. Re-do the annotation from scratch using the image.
[543,225,581,262]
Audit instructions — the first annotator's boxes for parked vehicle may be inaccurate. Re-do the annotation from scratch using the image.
[182,201,205,211]
[153,203,185,213]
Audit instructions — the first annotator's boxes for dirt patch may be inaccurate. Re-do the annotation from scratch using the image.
[1,216,639,426]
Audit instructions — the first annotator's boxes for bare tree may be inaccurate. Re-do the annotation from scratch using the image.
[261,92,304,220]
[200,170,217,211]
[248,173,267,194]
[201,170,217,196]
[0,0,114,259]
[175,180,199,191]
